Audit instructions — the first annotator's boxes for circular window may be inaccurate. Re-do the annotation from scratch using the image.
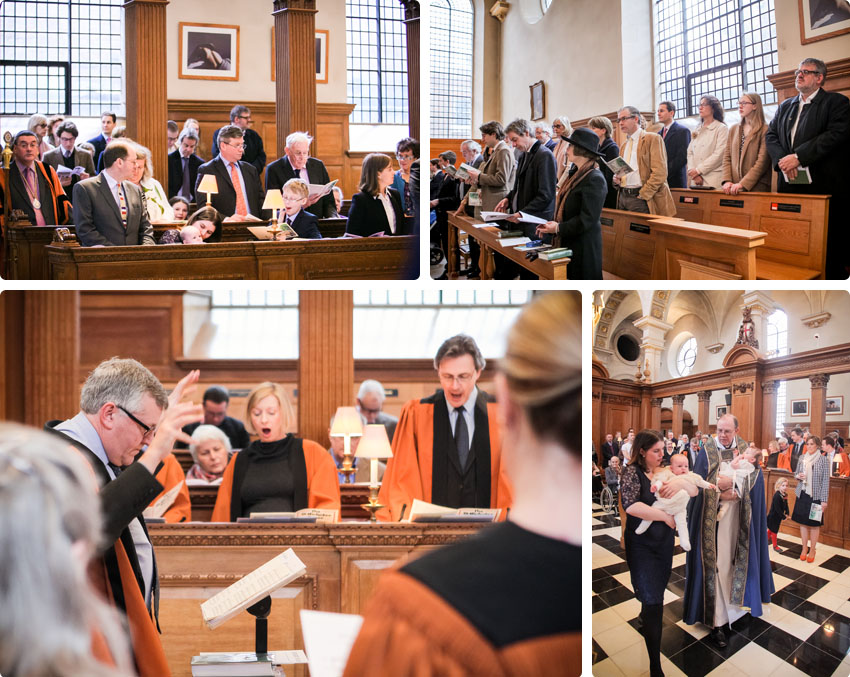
[518,0,552,24]
[676,337,697,377]
[616,334,641,362]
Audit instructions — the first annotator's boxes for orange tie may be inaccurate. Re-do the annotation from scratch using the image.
[229,162,248,216]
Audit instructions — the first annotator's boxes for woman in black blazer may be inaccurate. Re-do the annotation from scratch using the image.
[588,116,620,209]
[346,153,406,236]
[536,128,607,280]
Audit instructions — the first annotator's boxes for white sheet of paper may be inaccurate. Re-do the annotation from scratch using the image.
[199,650,308,665]
[518,211,548,225]
[142,480,184,519]
[497,236,531,247]
[479,211,506,222]
[308,179,338,198]
[300,610,364,677]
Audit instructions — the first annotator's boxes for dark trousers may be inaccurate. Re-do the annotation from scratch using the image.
[617,191,650,213]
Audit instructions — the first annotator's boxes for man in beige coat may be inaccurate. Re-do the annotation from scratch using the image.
[614,106,676,217]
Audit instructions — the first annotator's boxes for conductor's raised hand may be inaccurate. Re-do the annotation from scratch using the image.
[168,369,200,409]
[138,400,204,474]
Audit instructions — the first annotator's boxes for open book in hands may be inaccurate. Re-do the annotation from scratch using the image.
[407,498,501,523]
[200,549,307,629]
[308,179,339,199]
[606,156,634,178]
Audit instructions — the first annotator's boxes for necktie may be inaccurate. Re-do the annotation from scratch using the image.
[662,126,668,139]
[230,162,248,216]
[25,167,47,226]
[623,135,633,161]
[455,407,469,470]
[181,157,191,199]
[117,183,128,228]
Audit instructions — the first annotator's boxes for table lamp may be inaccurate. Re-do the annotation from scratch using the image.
[329,406,363,483]
[262,189,285,232]
[355,424,393,522]
[197,174,218,206]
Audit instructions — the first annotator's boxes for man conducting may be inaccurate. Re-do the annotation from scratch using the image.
[681,413,773,648]
[377,335,513,521]
[45,358,203,677]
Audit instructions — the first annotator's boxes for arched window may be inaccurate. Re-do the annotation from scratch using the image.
[346,0,408,124]
[541,0,553,12]
[767,308,789,436]
[430,0,473,138]
[676,337,697,377]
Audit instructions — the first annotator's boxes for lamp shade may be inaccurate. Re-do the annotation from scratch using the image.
[197,174,219,195]
[262,188,285,211]
[330,406,363,437]
[355,424,393,459]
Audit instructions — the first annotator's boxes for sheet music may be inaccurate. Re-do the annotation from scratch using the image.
[300,610,364,677]
[142,480,184,519]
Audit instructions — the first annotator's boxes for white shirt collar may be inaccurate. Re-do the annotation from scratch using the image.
[103,169,122,191]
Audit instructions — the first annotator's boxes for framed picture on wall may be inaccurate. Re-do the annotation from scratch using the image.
[271,29,329,83]
[179,23,239,81]
[798,0,850,44]
[791,398,809,416]
[826,396,844,415]
[530,81,545,121]
[716,405,728,419]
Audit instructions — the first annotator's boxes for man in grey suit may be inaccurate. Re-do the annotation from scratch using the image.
[356,379,398,443]
[41,121,95,190]
[73,140,156,247]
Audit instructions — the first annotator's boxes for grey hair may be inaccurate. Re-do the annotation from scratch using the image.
[619,105,641,119]
[79,357,168,415]
[133,143,154,181]
[461,139,482,154]
[434,335,486,371]
[188,424,232,463]
[286,131,313,149]
[26,113,48,133]
[0,424,133,677]
[533,121,552,136]
[178,128,199,145]
[505,118,533,137]
[800,57,827,79]
[230,104,251,121]
[357,379,386,403]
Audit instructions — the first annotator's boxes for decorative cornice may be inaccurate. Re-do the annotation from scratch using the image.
[489,1,510,22]
[802,312,831,329]
[810,373,830,389]
[602,394,641,406]
[732,382,754,394]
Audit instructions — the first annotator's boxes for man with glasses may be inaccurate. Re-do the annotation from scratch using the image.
[265,131,336,219]
[356,379,398,442]
[211,105,267,175]
[766,57,850,280]
[195,125,266,219]
[377,335,513,521]
[42,121,95,189]
[614,105,676,216]
[46,358,203,675]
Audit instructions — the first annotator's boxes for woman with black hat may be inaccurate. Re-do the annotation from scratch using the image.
[536,127,607,279]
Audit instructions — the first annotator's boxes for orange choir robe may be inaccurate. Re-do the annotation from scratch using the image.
[150,454,192,523]
[211,439,340,521]
[838,451,850,477]
[377,391,513,521]
[776,450,792,472]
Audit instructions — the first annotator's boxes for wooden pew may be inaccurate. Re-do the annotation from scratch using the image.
[447,213,570,280]
[4,219,350,279]
[671,188,828,279]
[46,236,417,280]
[150,522,487,677]
[600,208,766,279]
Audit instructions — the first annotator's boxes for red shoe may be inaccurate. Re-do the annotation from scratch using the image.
[807,549,816,563]
[800,549,808,561]
[773,546,782,552]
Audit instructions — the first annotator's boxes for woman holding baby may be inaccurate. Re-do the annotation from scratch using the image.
[621,430,699,677]
[791,435,830,563]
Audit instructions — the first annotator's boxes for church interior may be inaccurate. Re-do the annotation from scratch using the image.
[592,290,850,677]
[431,1,850,280]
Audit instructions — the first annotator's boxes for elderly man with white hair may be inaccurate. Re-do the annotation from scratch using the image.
[356,379,398,442]
[533,121,558,152]
[265,131,336,218]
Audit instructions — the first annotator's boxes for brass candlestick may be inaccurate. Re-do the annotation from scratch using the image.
[361,485,385,523]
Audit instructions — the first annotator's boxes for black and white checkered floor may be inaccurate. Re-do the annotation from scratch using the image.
[592,499,850,677]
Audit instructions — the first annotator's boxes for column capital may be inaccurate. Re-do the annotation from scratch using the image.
[399,0,420,20]
[650,398,664,408]
[697,390,713,401]
[273,0,317,11]
[762,380,777,395]
[810,373,830,389]
[672,394,686,404]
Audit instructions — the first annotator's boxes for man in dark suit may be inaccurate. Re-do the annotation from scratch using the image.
[601,434,619,467]
[766,57,850,279]
[195,125,266,219]
[86,110,116,169]
[430,158,446,200]
[0,130,72,228]
[167,129,203,201]
[429,151,462,277]
[357,379,399,443]
[265,131,336,219]
[176,385,250,450]
[686,437,700,470]
[534,122,558,152]
[42,121,95,190]
[789,428,806,470]
[73,140,155,246]
[458,140,486,277]
[656,101,691,189]
[211,105,267,176]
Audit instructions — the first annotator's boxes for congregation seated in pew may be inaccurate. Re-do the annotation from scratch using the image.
[186,425,231,485]
[265,131,336,219]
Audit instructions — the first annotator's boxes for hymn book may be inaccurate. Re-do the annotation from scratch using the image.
[479,211,508,222]
[247,224,297,241]
[55,165,87,177]
[407,498,500,523]
[142,480,184,520]
[307,179,338,199]
[241,509,338,523]
[605,156,634,177]
[200,549,307,630]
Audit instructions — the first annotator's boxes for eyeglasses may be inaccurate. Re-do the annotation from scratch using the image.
[236,115,253,122]
[117,405,156,438]
[59,135,76,142]
[738,100,754,106]
[396,154,413,160]
[794,69,819,77]
[439,372,475,385]
[223,142,245,150]
[616,115,635,123]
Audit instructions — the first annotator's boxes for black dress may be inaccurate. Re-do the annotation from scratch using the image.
[621,464,674,605]
[766,491,789,533]
[555,167,607,280]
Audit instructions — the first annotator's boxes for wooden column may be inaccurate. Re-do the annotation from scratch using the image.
[671,394,686,436]
[123,0,169,184]
[809,373,830,437]
[761,380,778,448]
[0,292,26,423]
[640,389,651,429]
[591,386,602,465]
[399,1,420,141]
[273,0,318,158]
[298,291,354,446]
[650,398,663,432]
[697,390,712,435]
[24,291,80,427]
